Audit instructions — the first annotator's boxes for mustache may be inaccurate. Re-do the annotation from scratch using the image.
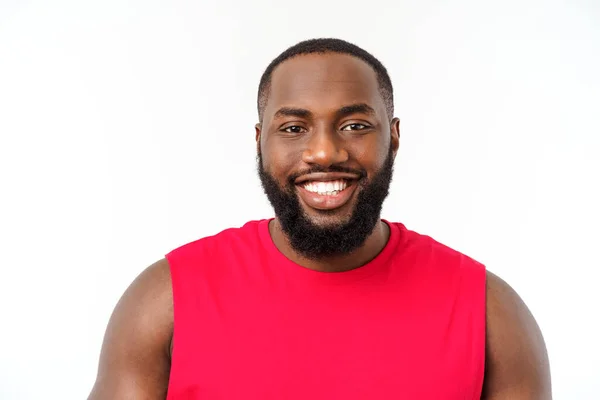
[286,165,366,186]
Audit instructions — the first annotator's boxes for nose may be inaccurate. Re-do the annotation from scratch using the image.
[301,126,349,167]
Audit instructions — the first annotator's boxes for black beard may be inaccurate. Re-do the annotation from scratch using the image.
[257,148,394,259]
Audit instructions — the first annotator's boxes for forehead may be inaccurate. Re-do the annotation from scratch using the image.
[264,53,384,119]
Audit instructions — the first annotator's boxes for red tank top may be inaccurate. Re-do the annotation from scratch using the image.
[165,220,486,399]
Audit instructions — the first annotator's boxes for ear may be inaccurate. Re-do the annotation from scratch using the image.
[390,117,400,158]
[255,123,262,154]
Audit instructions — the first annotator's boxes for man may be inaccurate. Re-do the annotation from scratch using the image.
[89,38,551,399]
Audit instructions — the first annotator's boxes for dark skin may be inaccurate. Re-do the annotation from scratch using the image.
[89,53,552,399]
[257,53,399,272]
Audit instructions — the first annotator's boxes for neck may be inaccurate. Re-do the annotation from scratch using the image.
[268,218,390,273]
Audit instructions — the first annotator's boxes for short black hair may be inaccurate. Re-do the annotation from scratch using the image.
[257,38,394,122]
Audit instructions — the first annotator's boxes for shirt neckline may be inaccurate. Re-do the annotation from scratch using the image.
[257,218,402,284]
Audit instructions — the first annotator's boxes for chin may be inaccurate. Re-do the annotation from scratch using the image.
[301,206,354,228]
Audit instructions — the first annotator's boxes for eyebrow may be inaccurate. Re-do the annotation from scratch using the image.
[337,103,376,118]
[273,107,313,119]
[273,103,376,120]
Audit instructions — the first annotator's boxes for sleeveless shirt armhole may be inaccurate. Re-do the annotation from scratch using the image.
[164,249,184,397]
[454,253,487,399]
[470,259,487,399]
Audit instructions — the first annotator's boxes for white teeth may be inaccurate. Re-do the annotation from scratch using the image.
[303,179,348,195]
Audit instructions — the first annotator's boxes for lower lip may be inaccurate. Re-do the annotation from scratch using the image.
[296,181,358,211]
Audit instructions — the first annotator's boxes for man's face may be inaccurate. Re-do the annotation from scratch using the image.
[257,52,400,259]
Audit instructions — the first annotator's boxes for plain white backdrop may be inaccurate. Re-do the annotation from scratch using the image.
[1,0,599,398]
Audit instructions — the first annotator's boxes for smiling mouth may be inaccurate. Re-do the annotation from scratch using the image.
[295,178,359,211]
[300,179,351,196]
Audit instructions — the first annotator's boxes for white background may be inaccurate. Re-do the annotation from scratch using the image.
[1,0,599,398]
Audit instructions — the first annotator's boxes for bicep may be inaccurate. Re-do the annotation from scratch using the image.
[88,259,173,399]
[482,271,551,399]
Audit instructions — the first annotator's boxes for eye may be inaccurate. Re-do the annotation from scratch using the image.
[282,125,307,134]
[341,123,370,131]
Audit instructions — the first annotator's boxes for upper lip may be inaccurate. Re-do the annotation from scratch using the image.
[294,172,361,184]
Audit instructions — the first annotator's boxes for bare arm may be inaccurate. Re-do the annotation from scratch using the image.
[88,259,173,399]
[482,271,552,399]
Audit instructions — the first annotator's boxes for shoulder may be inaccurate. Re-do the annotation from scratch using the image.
[391,222,486,275]
[114,258,174,352]
[166,220,266,260]
[88,258,174,398]
[391,222,471,257]
[485,271,545,347]
[483,271,552,398]
[101,258,173,334]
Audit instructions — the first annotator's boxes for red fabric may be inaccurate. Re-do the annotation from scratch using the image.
[166,220,486,399]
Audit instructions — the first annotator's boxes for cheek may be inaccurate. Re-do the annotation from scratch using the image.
[262,139,300,173]
[261,148,297,180]
[350,139,388,175]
